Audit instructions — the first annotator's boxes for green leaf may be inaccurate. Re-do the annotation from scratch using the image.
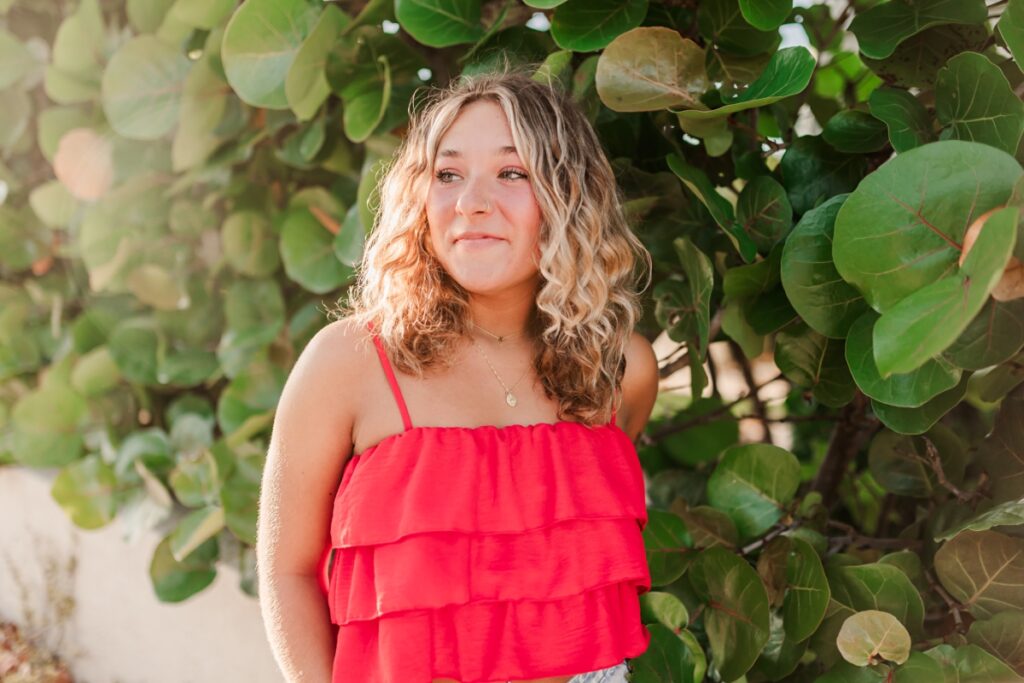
[849,0,988,60]
[168,0,235,29]
[595,27,707,113]
[936,52,1024,156]
[666,154,757,262]
[846,310,962,408]
[935,530,1024,619]
[833,141,1022,312]
[221,0,320,109]
[781,194,868,338]
[823,110,890,153]
[862,23,989,90]
[736,175,793,253]
[977,386,1024,504]
[868,87,936,153]
[222,210,280,278]
[0,28,35,90]
[738,0,790,31]
[785,536,831,643]
[279,206,353,294]
[342,55,392,143]
[707,443,801,539]
[894,651,944,683]
[550,0,648,53]
[924,643,1024,683]
[698,0,781,57]
[872,207,1019,377]
[816,661,889,683]
[51,455,118,529]
[871,373,970,435]
[631,623,707,683]
[966,611,1024,676]
[868,425,967,498]
[675,47,815,121]
[150,534,218,602]
[838,610,912,666]
[780,136,867,217]
[101,36,191,140]
[172,51,228,171]
[1000,0,1024,66]
[169,506,225,561]
[697,546,771,682]
[643,509,692,586]
[661,397,740,466]
[828,562,926,638]
[394,0,484,47]
[944,298,1024,370]
[677,505,739,549]
[775,323,857,408]
[640,591,690,631]
[936,499,1024,542]
[286,4,349,121]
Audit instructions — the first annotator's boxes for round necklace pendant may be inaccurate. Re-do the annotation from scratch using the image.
[505,391,517,407]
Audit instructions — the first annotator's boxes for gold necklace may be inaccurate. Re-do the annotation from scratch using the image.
[471,319,523,343]
[469,336,531,407]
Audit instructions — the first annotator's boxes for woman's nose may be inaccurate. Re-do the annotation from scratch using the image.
[455,180,492,216]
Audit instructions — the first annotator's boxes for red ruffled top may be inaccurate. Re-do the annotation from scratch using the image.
[319,325,651,683]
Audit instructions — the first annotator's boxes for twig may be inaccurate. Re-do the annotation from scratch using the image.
[811,392,879,505]
[925,568,967,633]
[649,373,786,440]
[921,437,981,504]
[728,340,771,444]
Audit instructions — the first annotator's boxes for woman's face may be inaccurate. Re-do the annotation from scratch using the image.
[425,99,544,297]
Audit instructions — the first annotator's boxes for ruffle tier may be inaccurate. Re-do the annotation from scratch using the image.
[327,421,651,682]
[331,581,651,683]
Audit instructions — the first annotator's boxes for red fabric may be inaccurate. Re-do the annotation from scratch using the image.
[325,423,651,682]
[323,324,650,682]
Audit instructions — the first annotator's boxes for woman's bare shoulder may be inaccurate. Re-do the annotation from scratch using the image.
[288,316,375,417]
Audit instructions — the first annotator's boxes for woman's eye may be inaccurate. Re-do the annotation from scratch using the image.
[434,169,528,184]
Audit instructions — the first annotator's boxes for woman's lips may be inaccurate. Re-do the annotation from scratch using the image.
[456,236,504,248]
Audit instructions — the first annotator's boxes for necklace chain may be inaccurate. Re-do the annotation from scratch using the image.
[469,325,530,408]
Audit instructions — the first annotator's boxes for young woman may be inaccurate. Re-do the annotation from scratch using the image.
[258,68,659,683]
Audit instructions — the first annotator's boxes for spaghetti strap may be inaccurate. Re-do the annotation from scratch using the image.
[365,321,413,431]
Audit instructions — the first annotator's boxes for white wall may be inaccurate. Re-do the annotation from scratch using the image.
[0,467,282,683]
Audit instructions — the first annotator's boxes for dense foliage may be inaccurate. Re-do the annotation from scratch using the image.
[2,0,1024,680]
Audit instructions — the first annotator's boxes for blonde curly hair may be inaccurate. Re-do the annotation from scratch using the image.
[330,65,652,426]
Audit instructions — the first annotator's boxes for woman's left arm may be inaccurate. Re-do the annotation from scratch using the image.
[619,332,660,443]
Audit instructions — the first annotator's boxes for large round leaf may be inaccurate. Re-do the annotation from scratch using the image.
[643,508,693,586]
[965,611,1024,674]
[867,87,936,153]
[11,383,87,467]
[221,0,320,109]
[697,546,771,682]
[707,443,801,539]
[285,4,349,121]
[738,0,791,31]
[394,0,483,47]
[150,534,218,602]
[846,310,961,407]
[774,323,857,408]
[944,296,1024,370]
[784,536,830,643]
[871,207,1019,377]
[279,207,353,294]
[222,210,280,277]
[595,27,707,113]
[551,0,648,53]
[833,140,1022,313]
[101,36,191,140]
[935,52,1024,156]
[935,530,1024,619]
[868,425,967,498]
[781,193,868,338]
[823,110,889,153]
[871,373,970,435]
[827,562,926,638]
[631,623,707,683]
[51,455,119,529]
[837,610,912,666]
[848,0,987,60]
[736,174,793,254]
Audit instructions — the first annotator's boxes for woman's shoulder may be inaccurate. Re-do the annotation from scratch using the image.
[284,316,376,416]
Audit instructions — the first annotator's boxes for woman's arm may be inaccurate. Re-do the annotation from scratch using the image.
[619,331,660,442]
[257,319,361,682]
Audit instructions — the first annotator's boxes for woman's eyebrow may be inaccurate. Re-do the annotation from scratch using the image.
[437,145,519,159]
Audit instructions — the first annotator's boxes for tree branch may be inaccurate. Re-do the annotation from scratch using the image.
[811,392,879,504]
